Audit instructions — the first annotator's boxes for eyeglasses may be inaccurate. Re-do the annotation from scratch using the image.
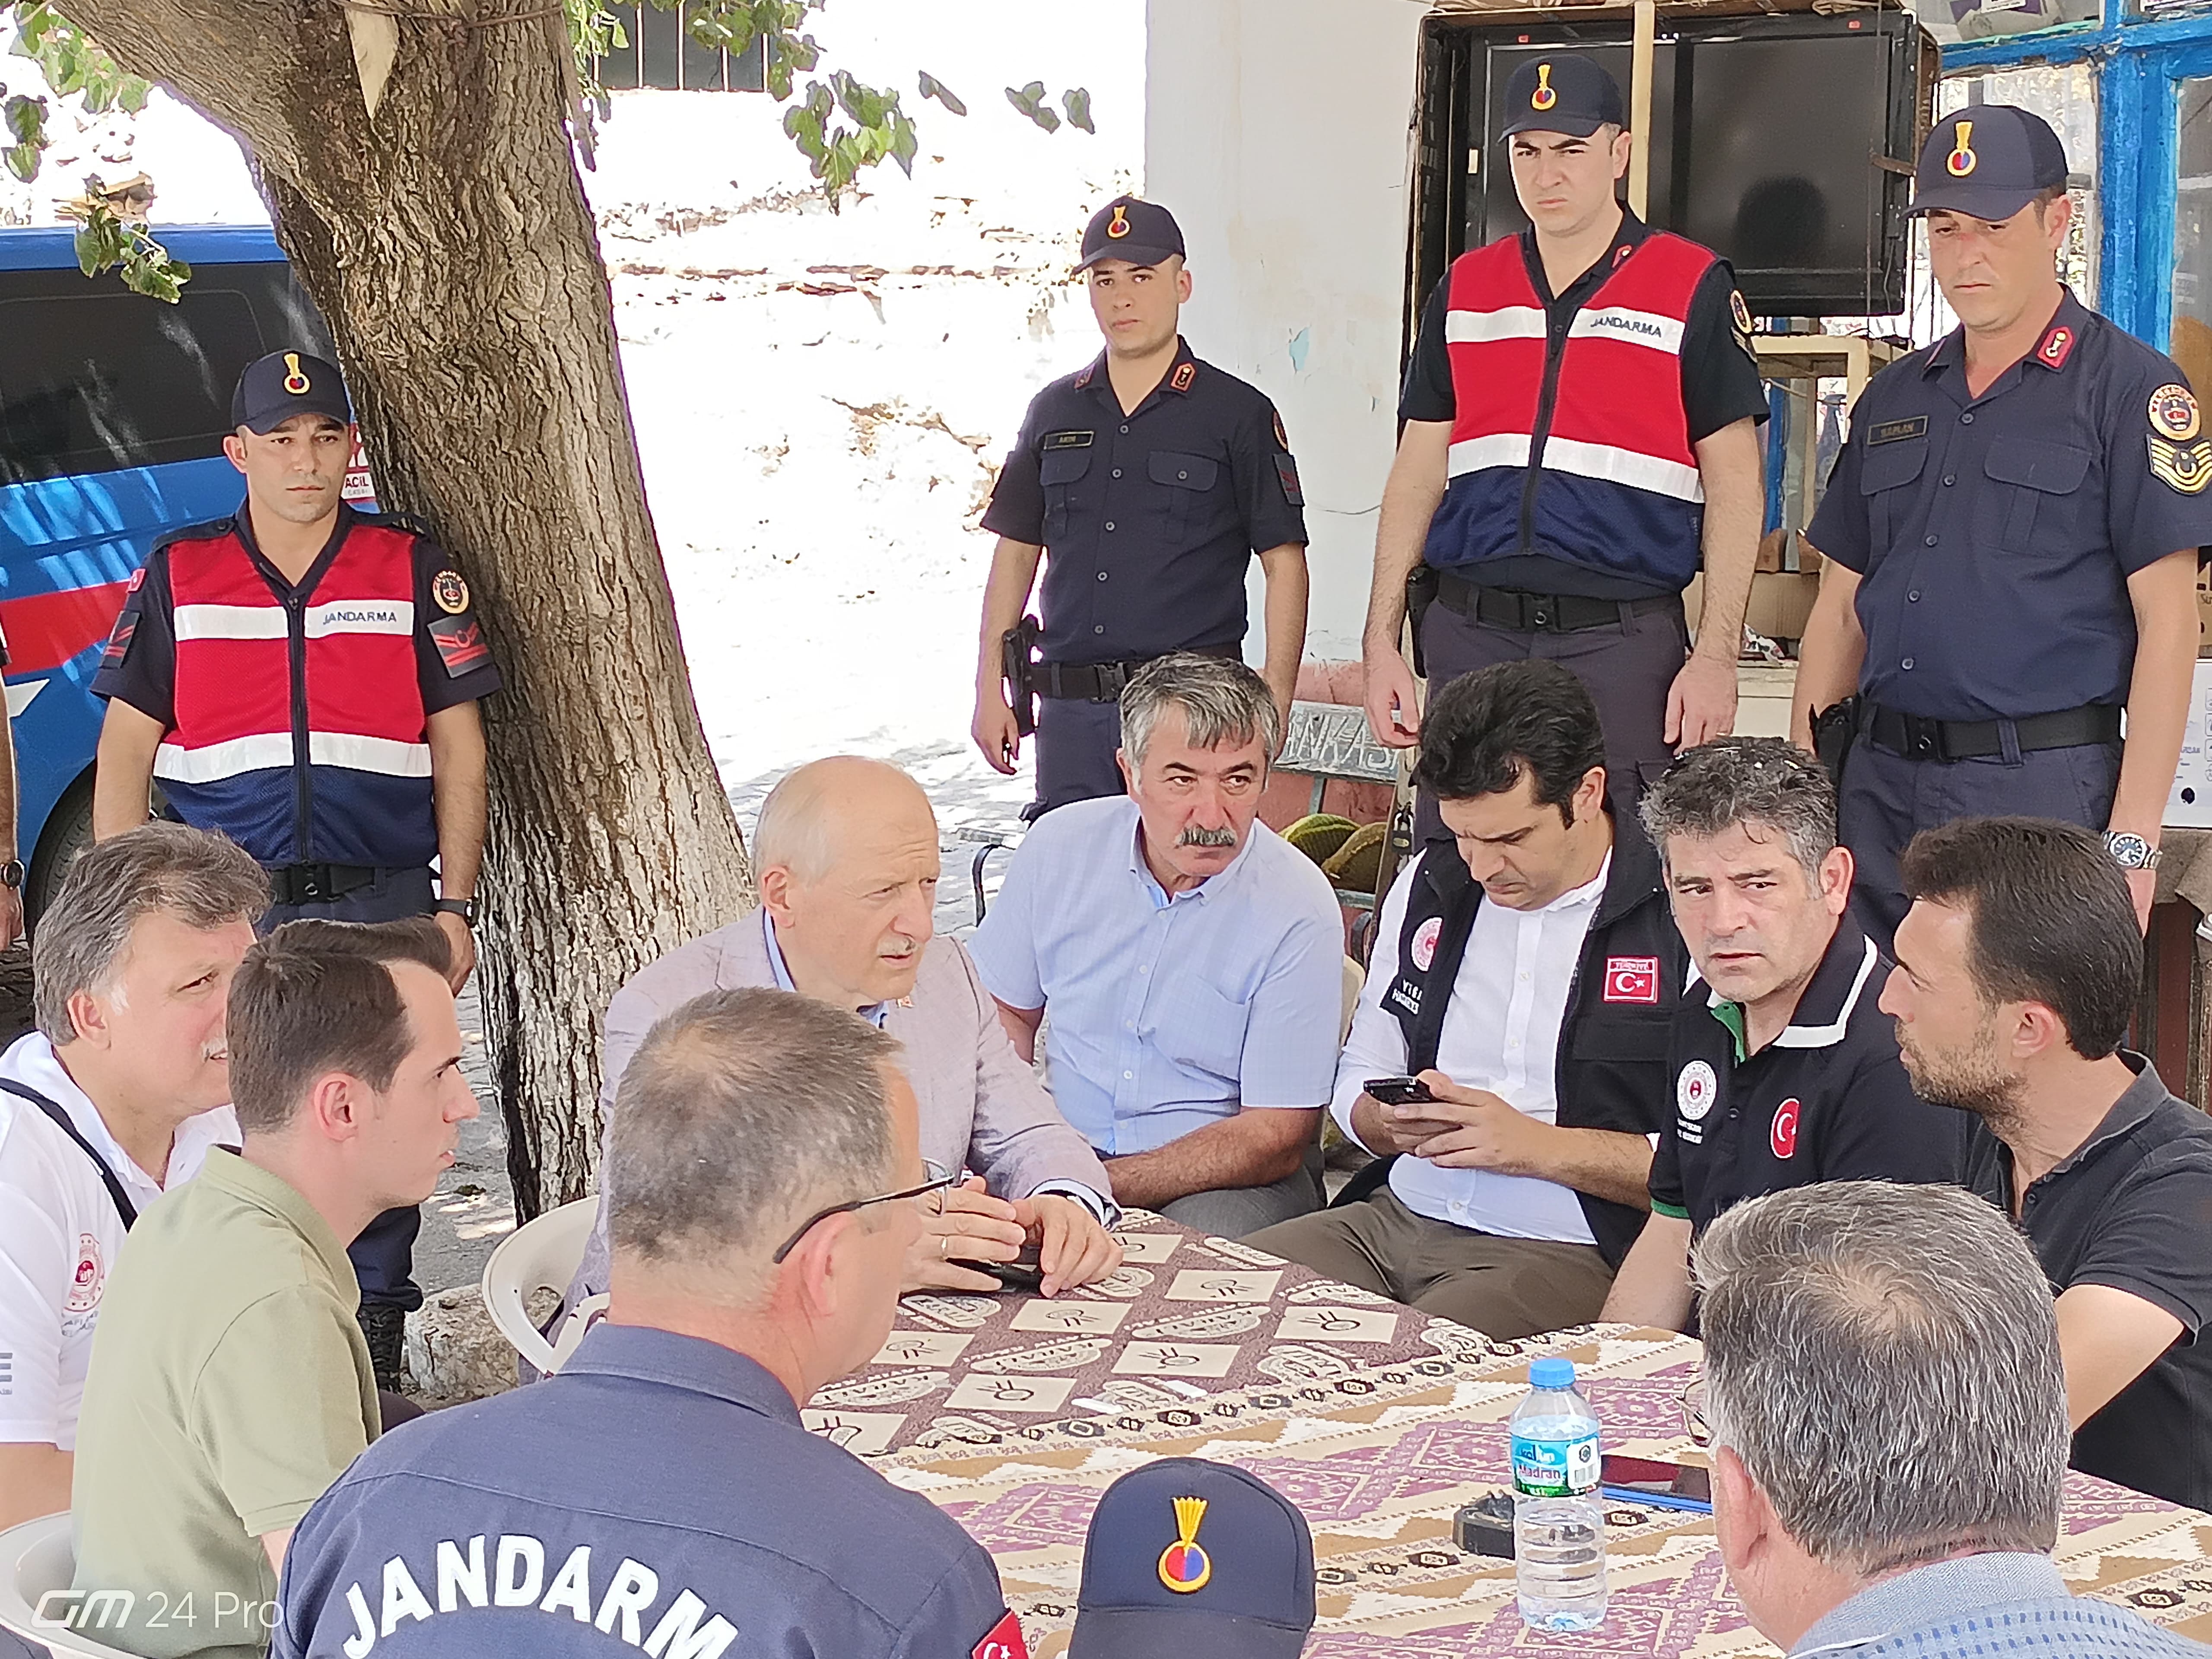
[1680,1372,1713,1448]
[771,1159,956,1264]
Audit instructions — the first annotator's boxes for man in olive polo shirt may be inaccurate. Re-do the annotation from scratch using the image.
[68,918,479,1659]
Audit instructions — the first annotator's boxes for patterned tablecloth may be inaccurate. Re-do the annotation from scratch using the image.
[804,1213,2212,1657]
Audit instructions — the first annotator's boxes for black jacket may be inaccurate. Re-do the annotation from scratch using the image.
[1376,814,1688,1267]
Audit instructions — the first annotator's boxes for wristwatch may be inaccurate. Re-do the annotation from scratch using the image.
[434,896,478,928]
[0,860,24,891]
[2102,831,2163,872]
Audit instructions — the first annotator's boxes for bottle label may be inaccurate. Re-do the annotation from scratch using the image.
[1512,1427,1600,1497]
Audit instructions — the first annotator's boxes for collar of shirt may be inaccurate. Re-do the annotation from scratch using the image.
[1518,204,1653,309]
[231,496,358,600]
[560,1321,801,1425]
[760,909,891,1029]
[1703,918,1879,1062]
[1989,1050,2173,1198]
[1075,334,1200,422]
[1124,798,1261,910]
[197,1146,358,1300]
[0,1030,237,1203]
[1791,1553,2071,1658]
[1920,285,2091,400]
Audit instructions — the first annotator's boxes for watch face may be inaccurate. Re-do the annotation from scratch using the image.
[2107,833,2152,868]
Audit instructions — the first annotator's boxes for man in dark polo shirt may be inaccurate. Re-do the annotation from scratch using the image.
[1601,739,1966,1331]
[1881,816,2212,1514]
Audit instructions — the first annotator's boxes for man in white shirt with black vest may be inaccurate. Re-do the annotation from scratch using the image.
[0,822,264,1529]
[1247,661,1686,1336]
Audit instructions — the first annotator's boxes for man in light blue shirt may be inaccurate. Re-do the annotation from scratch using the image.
[971,654,1343,1237]
[1695,1181,2209,1659]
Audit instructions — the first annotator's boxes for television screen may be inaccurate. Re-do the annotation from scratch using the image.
[1415,9,1927,321]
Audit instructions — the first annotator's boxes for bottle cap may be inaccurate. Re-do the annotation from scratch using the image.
[1529,1357,1576,1389]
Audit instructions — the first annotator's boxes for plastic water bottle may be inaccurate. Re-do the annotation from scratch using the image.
[1510,1356,1608,1630]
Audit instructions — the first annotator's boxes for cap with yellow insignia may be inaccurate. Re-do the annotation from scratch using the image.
[1068,1457,1314,1659]
[1909,104,2068,222]
[1076,194,1186,273]
[1500,54,1625,140]
[231,350,352,435]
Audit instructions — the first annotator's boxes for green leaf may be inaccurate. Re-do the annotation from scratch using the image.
[1006,81,1059,132]
[3,141,38,183]
[917,71,966,117]
[1063,86,1093,133]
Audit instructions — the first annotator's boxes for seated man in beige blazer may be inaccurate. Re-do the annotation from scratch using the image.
[574,757,1119,1305]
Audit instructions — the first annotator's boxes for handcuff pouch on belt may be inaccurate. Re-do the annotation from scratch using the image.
[1001,614,1042,737]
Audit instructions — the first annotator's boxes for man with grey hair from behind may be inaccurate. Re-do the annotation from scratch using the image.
[1695,1180,2208,1659]
[0,822,265,1531]
[1600,738,1966,1332]
[275,988,1030,1659]
[972,652,1345,1236]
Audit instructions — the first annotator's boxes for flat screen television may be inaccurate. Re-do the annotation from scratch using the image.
[1409,9,1931,325]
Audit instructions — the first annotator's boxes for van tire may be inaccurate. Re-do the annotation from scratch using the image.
[27,773,94,934]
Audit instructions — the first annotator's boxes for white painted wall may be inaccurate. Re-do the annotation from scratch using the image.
[1144,0,1430,661]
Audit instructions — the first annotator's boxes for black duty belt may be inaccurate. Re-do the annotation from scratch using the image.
[264,862,386,906]
[1032,640,1239,702]
[1861,701,2122,763]
[1435,571,1679,634]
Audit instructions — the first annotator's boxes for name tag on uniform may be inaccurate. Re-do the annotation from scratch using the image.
[1866,416,1928,446]
[1043,430,1093,450]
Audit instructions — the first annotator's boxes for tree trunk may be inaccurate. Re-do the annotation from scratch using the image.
[62,0,754,1215]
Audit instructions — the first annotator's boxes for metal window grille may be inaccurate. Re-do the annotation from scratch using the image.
[597,5,768,92]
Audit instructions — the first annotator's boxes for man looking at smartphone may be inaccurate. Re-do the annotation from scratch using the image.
[1599,739,1968,1332]
[1245,661,1684,1337]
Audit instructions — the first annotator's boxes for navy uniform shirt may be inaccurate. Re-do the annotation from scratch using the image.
[1652,917,1969,1230]
[1398,210,1770,601]
[980,337,1307,664]
[1807,290,2212,722]
[273,1324,1022,1659]
[1963,1055,2212,1514]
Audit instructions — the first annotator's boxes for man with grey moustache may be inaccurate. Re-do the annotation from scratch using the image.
[970,653,1344,1236]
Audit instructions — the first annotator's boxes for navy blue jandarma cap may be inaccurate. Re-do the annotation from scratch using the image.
[1069,1458,1316,1659]
[232,350,352,435]
[1500,54,1627,140]
[1911,104,2069,220]
[1076,194,1186,272]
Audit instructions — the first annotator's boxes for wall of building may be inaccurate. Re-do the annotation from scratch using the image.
[1145,0,1431,662]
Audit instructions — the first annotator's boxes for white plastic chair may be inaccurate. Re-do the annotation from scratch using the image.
[480,1196,606,1377]
[0,1511,143,1658]
[1340,954,1364,1045]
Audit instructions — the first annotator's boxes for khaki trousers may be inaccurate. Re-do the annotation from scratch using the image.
[1243,1186,1615,1340]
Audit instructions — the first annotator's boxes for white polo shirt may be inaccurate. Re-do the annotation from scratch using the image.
[0,1032,238,1449]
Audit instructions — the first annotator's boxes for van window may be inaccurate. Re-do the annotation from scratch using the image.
[0,262,334,487]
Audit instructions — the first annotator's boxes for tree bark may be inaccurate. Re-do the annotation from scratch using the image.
[62,0,755,1215]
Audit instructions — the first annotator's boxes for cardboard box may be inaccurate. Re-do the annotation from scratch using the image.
[1685,570,1821,643]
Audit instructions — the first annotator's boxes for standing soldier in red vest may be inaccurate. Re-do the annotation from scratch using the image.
[1362,54,1767,819]
[86,350,500,1393]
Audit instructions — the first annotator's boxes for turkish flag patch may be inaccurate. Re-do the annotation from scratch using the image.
[1771,1098,1801,1160]
[428,615,491,678]
[1602,956,1661,1004]
[973,1609,1030,1659]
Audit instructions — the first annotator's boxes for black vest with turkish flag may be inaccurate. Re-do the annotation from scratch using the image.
[1382,815,1688,1266]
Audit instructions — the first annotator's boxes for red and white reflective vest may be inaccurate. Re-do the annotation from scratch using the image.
[156,519,437,867]
[1424,231,1716,589]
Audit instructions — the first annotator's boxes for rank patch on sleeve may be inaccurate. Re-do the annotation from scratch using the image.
[1274,454,1304,506]
[428,614,492,677]
[2149,434,2212,495]
[101,613,137,669]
